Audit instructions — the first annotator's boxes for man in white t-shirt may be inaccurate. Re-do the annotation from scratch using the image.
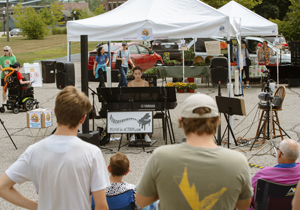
[0,86,110,210]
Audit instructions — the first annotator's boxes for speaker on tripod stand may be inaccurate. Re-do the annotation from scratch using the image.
[56,62,75,89]
[210,57,228,145]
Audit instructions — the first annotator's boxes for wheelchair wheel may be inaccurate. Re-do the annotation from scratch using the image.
[24,99,34,111]
[0,107,5,113]
[13,107,19,114]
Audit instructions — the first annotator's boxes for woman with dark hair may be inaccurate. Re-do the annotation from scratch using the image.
[128,66,151,143]
[241,40,250,88]
[93,46,108,88]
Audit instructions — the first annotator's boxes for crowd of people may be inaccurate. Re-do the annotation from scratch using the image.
[0,85,299,210]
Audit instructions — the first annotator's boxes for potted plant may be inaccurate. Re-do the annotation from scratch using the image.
[165,82,175,87]
[187,82,197,93]
[220,42,228,54]
[163,52,170,65]
[182,47,195,66]
[174,82,187,93]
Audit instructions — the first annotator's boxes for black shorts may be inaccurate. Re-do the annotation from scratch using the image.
[1,78,4,86]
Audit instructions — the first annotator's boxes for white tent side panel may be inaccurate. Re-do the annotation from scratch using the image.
[218,0,278,36]
[67,0,231,41]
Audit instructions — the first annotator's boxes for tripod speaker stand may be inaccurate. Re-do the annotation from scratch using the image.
[0,118,17,149]
[216,96,246,148]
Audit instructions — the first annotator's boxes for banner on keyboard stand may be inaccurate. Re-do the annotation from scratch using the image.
[107,111,153,134]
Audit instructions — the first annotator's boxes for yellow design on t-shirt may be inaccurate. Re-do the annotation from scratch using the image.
[178,166,227,210]
[5,60,10,65]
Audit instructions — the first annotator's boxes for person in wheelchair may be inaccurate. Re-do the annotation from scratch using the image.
[0,62,38,113]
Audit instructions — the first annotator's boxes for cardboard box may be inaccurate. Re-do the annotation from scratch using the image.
[27,109,52,128]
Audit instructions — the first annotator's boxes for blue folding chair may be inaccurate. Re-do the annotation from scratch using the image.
[92,189,135,210]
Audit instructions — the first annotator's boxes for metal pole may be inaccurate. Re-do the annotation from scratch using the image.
[6,0,9,42]
[81,35,89,133]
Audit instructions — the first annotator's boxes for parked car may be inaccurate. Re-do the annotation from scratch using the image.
[88,42,163,71]
[10,28,22,36]
[151,39,182,61]
[244,36,291,64]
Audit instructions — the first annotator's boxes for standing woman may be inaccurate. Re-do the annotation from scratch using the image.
[116,42,135,87]
[241,41,250,89]
[128,66,151,143]
[0,46,17,104]
[93,46,108,88]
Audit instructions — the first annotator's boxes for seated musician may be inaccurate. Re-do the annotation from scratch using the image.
[128,66,151,143]
[4,62,31,86]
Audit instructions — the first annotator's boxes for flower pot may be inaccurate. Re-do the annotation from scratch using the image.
[189,89,195,93]
[179,89,184,93]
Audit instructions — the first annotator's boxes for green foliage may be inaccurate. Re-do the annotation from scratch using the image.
[39,7,56,27]
[182,47,195,61]
[93,4,106,15]
[144,68,158,75]
[13,5,48,39]
[79,8,94,19]
[49,2,65,26]
[201,0,261,9]
[52,27,67,35]
[71,9,82,20]
[253,0,291,20]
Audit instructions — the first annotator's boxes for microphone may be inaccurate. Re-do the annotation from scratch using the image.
[258,92,273,101]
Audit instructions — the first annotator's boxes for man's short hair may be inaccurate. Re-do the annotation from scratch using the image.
[280,139,300,161]
[55,86,91,129]
[110,152,130,176]
[179,93,219,135]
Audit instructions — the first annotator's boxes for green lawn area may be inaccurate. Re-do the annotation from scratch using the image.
[0,34,99,64]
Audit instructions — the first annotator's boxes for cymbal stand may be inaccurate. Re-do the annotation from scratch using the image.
[0,118,17,149]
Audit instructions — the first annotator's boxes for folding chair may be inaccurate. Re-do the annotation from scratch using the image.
[252,178,298,210]
[92,189,135,210]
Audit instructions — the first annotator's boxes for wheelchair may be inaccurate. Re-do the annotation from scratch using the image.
[0,67,39,114]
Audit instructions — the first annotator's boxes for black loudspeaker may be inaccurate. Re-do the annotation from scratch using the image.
[210,57,228,85]
[77,131,100,147]
[56,62,75,89]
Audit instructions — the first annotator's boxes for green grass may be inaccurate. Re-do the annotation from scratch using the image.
[0,34,100,64]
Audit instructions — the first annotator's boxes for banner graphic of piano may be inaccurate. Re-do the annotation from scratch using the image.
[107,111,153,134]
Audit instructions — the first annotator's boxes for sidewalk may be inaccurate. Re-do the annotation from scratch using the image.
[1,60,300,209]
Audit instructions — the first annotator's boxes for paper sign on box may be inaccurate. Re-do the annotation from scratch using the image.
[27,109,52,128]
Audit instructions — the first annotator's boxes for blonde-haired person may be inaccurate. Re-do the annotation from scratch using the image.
[0,86,110,210]
[136,93,252,210]
[128,66,151,143]
[0,46,17,104]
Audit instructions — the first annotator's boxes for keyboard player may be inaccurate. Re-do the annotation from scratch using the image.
[128,66,152,143]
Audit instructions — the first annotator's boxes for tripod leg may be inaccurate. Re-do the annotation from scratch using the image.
[250,118,267,151]
[224,114,238,146]
[274,111,284,140]
[273,120,291,139]
[0,119,17,149]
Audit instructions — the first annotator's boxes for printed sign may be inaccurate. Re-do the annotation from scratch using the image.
[24,63,42,87]
[44,110,52,127]
[138,28,153,40]
[107,111,153,134]
[204,41,221,55]
[28,111,42,128]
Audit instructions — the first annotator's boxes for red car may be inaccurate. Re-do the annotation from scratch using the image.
[88,42,163,71]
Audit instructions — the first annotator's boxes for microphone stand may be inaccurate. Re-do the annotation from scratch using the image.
[88,87,112,151]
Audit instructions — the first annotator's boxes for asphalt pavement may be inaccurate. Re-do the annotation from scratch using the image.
[1,60,300,209]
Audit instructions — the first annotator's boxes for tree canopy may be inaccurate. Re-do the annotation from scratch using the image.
[201,0,261,9]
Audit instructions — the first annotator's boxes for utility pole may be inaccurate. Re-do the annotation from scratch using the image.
[6,0,9,42]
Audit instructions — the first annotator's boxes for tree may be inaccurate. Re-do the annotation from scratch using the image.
[13,5,48,39]
[49,2,65,26]
[285,0,300,40]
[71,9,82,20]
[78,8,94,19]
[93,4,105,16]
[201,0,261,9]
[253,0,291,20]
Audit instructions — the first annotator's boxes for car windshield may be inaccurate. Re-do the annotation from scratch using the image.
[263,36,286,44]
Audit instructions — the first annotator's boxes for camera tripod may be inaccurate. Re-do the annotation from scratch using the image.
[0,118,17,149]
[248,98,290,161]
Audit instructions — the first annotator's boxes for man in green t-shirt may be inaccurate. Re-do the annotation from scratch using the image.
[136,93,253,210]
[0,46,17,104]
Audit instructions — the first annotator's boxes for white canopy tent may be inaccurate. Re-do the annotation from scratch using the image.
[218,0,278,36]
[67,0,231,41]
